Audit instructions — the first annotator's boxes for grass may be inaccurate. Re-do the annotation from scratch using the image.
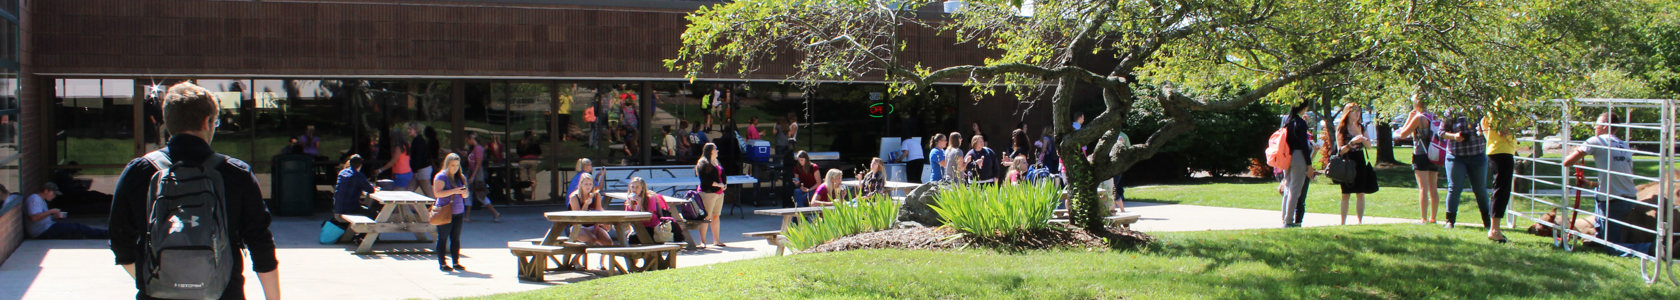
[466,224,1680,299]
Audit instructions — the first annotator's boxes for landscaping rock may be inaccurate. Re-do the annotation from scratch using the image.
[897,182,945,227]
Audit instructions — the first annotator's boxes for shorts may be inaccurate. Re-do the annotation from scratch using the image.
[701,192,724,219]
[392,173,413,188]
[1411,154,1439,172]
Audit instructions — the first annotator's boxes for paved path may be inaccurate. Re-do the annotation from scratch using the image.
[2,201,1419,299]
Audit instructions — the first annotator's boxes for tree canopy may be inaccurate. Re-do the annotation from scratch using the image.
[666,0,1648,233]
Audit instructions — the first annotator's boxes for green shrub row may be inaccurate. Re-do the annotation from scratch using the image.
[930,182,1061,238]
[783,193,900,251]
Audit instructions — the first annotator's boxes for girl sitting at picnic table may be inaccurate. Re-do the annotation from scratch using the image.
[859,157,887,198]
[567,173,614,247]
[624,177,683,244]
[810,169,846,207]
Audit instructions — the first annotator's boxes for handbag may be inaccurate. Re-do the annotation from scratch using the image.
[653,221,674,243]
[429,201,454,225]
[1325,154,1358,183]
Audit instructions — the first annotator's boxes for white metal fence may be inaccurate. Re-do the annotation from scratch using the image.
[1509,98,1676,285]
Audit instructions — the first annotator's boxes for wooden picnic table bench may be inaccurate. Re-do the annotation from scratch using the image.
[347,191,438,254]
[748,206,835,256]
[587,244,683,275]
[509,210,654,281]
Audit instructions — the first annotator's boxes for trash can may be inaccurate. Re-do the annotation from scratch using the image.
[271,154,316,217]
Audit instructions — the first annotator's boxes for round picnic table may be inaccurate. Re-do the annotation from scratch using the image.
[540,211,652,247]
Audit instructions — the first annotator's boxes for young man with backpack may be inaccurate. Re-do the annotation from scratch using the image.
[109,82,280,300]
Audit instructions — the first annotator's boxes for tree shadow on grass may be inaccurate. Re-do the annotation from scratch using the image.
[1147,226,1670,298]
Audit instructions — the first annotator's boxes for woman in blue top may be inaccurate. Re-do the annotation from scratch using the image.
[432,153,470,272]
[928,133,947,182]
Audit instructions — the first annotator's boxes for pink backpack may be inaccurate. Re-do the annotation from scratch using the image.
[1265,128,1292,171]
[1423,112,1448,165]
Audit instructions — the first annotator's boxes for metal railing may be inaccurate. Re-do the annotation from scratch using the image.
[1510,98,1676,285]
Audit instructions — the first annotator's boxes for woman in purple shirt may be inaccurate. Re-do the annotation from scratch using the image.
[432,153,470,272]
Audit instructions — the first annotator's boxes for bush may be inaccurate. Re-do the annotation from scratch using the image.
[930,182,1061,238]
[1122,99,1276,181]
[783,194,900,251]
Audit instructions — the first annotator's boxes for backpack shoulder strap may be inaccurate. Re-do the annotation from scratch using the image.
[144,151,172,172]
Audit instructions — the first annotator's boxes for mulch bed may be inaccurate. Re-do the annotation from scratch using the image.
[801,225,1154,254]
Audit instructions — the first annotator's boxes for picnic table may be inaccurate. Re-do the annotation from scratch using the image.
[541,211,652,247]
[347,191,438,253]
[747,206,834,256]
[643,175,760,217]
[842,179,923,197]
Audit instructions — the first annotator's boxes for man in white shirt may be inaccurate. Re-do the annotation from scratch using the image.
[900,136,925,182]
[1562,112,1638,245]
[25,183,109,239]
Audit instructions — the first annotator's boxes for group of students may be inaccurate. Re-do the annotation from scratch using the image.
[1280,95,1637,246]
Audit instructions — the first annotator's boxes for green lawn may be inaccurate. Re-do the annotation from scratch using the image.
[467,224,1678,299]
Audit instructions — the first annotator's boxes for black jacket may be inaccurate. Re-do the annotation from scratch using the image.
[109,134,277,299]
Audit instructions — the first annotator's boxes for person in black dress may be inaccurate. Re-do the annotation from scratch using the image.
[1334,103,1379,225]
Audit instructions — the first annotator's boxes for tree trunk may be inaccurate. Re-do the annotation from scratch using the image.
[1376,122,1398,164]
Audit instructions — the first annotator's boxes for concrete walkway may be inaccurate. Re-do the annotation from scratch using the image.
[2,201,1416,299]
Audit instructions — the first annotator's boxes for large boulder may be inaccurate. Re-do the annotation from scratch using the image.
[897,182,946,227]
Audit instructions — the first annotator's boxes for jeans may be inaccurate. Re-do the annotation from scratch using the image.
[35,222,109,239]
[1597,196,1636,245]
[1445,154,1490,225]
[793,188,811,207]
[1112,173,1125,202]
[436,214,463,264]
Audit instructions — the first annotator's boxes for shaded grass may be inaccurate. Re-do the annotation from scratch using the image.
[465,224,1679,299]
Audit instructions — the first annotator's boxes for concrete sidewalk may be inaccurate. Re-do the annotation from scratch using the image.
[1,202,1418,299]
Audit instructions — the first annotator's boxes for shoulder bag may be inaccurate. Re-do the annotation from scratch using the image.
[429,196,454,225]
[1326,154,1358,183]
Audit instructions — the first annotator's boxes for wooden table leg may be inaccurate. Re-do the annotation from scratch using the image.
[409,204,434,241]
[780,215,794,232]
[614,222,633,246]
[357,204,401,253]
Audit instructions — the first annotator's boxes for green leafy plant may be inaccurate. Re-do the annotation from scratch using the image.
[930,182,1060,239]
[783,193,900,251]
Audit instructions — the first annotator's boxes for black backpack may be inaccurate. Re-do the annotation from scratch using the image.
[141,151,234,299]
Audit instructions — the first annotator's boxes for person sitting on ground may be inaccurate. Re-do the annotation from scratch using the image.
[1006,155,1029,185]
[567,173,614,246]
[26,183,109,239]
[810,169,847,207]
[333,155,380,217]
[860,157,888,199]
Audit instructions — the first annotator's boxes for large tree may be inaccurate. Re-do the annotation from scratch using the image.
[667,0,1632,235]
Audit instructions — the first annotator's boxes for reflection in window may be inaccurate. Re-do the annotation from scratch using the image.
[56,79,135,168]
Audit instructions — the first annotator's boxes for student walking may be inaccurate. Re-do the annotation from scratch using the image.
[109,82,280,299]
[433,153,470,272]
[1334,103,1379,225]
[1394,94,1442,223]
[1280,102,1314,227]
